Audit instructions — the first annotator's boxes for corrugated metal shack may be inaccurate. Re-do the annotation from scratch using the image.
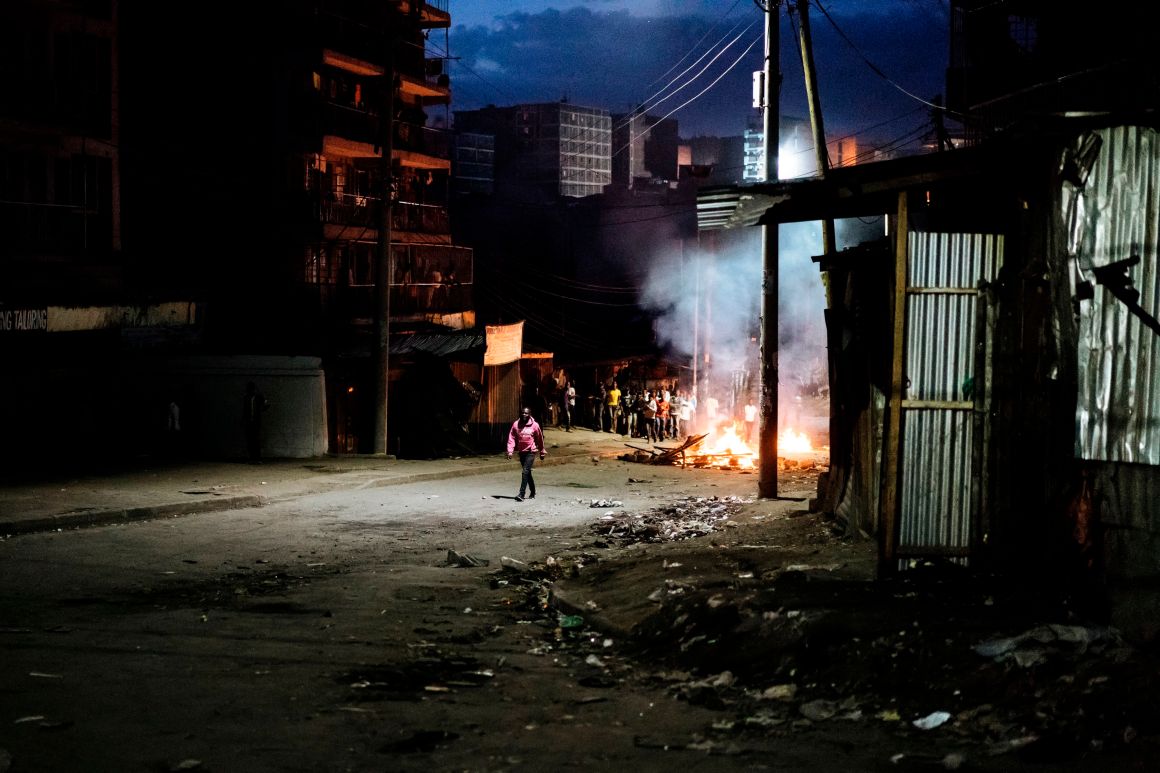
[389,322,533,455]
[697,120,1160,594]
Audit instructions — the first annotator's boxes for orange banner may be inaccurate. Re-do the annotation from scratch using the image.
[484,321,523,366]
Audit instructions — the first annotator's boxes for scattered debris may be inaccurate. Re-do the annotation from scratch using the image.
[912,710,951,730]
[500,556,530,572]
[446,550,489,568]
[589,496,750,545]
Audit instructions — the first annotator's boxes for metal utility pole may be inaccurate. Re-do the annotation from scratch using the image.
[757,0,780,498]
[374,49,396,455]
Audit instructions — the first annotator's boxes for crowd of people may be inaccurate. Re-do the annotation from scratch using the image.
[546,378,701,443]
[522,371,770,446]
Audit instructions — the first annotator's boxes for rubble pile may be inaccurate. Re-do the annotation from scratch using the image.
[630,564,1160,762]
[588,495,752,546]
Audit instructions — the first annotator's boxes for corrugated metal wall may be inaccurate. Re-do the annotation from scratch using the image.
[898,232,1003,556]
[1066,125,1160,465]
[470,361,521,448]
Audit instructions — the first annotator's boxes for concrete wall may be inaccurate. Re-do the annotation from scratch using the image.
[165,355,328,460]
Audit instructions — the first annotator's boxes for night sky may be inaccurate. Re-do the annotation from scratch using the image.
[444,0,950,151]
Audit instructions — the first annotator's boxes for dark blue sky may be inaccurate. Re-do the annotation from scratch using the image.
[442,0,950,150]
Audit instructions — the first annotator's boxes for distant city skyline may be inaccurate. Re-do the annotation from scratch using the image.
[446,0,949,150]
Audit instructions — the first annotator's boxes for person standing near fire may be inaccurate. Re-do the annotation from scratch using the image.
[656,391,671,441]
[643,390,659,443]
[505,407,546,501]
[562,380,577,432]
[743,399,758,444]
[604,380,621,433]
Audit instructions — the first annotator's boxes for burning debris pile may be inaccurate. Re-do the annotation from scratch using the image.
[619,423,827,472]
[588,495,752,546]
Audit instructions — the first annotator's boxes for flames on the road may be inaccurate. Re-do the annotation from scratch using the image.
[690,422,815,469]
[696,422,756,468]
[779,427,814,453]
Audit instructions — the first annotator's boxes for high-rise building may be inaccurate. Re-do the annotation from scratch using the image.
[454,103,612,199]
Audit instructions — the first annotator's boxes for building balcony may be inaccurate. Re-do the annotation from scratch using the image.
[396,0,450,29]
[317,3,448,69]
[317,103,450,170]
[317,193,449,236]
[398,69,450,106]
[311,242,473,319]
[320,48,447,107]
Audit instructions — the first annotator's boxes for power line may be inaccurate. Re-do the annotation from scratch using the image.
[811,0,957,115]
[643,0,748,91]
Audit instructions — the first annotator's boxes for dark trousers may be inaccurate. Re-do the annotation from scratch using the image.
[518,451,537,497]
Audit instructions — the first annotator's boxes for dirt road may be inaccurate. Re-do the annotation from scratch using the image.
[1,455,1156,772]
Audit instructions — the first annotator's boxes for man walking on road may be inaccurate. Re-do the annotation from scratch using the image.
[506,407,546,501]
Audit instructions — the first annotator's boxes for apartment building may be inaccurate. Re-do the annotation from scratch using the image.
[454,102,612,199]
[115,0,474,455]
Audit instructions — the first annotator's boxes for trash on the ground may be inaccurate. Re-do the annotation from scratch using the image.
[446,550,489,567]
[799,699,838,721]
[585,654,606,667]
[760,684,797,701]
[589,496,751,546]
[889,753,965,769]
[590,499,623,508]
[912,710,952,730]
[973,624,1121,666]
[575,695,608,704]
[558,614,584,629]
[169,761,203,772]
[500,556,530,572]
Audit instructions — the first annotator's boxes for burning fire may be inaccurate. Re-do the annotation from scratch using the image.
[690,423,816,469]
[779,427,813,454]
[698,422,756,469]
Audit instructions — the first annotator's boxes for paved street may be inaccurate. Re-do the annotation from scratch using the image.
[2,430,1158,772]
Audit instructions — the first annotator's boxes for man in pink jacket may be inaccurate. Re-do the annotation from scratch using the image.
[506,407,546,501]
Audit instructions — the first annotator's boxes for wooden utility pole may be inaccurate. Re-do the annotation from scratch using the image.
[757,1,780,498]
[374,49,396,455]
[794,0,842,511]
[795,1,835,257]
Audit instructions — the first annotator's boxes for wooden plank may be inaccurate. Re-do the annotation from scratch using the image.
[880,190,908,573]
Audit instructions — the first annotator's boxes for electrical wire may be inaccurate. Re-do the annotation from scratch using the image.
[626,33,763,152]
[811,0,958,115]
[626,19,758,134]
[488,264,641,307]
[643,0,748,92]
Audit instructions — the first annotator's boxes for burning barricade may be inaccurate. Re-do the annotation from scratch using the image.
[619,421,826,472]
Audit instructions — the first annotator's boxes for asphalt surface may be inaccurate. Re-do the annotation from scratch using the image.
[0,426,635,538]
